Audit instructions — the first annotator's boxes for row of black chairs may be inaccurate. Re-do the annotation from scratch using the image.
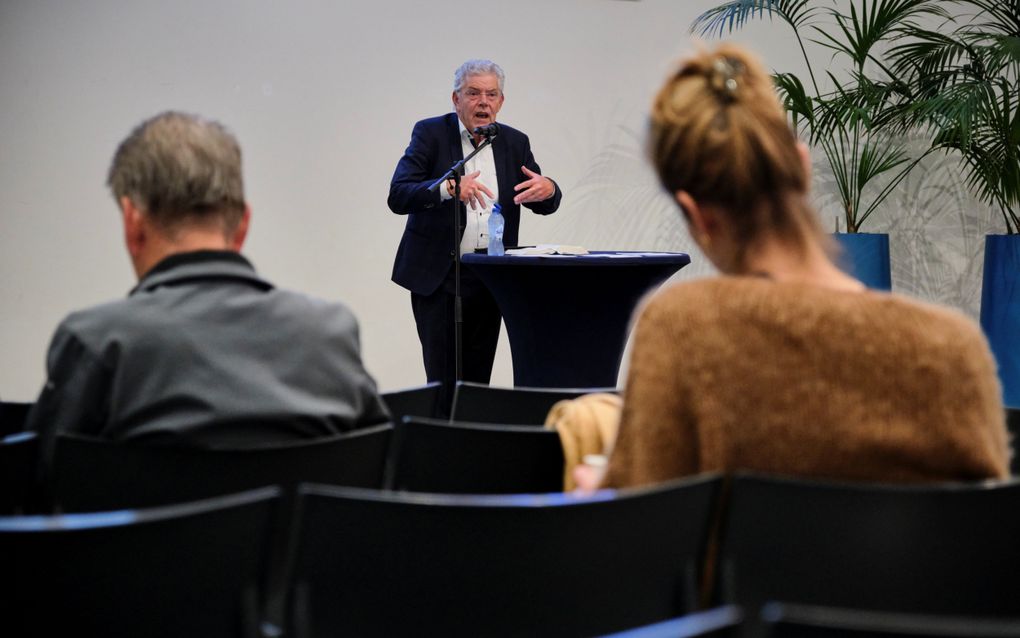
[1,380,610,513]
[5,473,1020,637]
[7,379,1017,439]
[0,381,604,438]
[1,418,566,514]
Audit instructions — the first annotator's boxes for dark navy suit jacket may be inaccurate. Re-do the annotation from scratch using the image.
[387,113,562,296]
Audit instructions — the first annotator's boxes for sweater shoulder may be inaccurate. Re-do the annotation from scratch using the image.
[639,277,988,349]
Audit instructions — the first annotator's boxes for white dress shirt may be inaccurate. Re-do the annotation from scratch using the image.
[440,117,500,255]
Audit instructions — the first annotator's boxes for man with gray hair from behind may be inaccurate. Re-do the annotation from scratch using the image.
[25,111,389,449]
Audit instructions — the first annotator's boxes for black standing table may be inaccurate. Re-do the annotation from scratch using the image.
[461,251,690,388]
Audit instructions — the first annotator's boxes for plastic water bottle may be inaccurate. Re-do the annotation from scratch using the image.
[487,203,505,256]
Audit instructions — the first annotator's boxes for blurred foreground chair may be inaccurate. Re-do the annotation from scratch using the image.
[0,432,38,514]
[719,474,1020,619]
[380,381,442,422]
[0,486,280,638]
[450,380,617,425]
[602,606,743,638]
[384,416,564,493]
[51,424,392,512]
[0,400,32,437]
[48,425,392,627]
[289,474,723,638]
[759,602,1020,638]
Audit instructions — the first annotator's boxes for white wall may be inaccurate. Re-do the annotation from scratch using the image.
[0,0,992,400]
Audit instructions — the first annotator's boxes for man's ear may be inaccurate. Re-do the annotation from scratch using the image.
[120,196,146,258]
[229,205,251,251]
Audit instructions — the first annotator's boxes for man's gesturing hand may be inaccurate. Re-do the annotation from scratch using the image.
[513,166,554,205]
[454,170,496,211]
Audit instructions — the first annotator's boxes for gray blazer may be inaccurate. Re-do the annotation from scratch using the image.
[26,250,389,448]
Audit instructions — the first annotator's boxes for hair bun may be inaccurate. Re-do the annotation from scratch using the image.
[709,57,745,103]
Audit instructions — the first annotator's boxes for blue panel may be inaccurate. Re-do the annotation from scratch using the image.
[980,235,1020,408]
[833,233,892,290]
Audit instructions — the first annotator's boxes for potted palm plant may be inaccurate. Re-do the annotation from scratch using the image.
[692,0,951,289]
[888,0,1020,405]
[695,0,1020,403]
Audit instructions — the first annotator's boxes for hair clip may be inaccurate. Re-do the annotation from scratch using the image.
[709,57,744,103]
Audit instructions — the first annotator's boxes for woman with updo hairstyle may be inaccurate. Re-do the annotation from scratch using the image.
[598,44,1009,489]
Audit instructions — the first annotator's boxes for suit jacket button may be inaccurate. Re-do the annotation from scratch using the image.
[449,251,455,257]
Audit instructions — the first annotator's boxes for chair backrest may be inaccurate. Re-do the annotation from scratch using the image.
[384,416,564,493]
[0,486,280,638]
[52,424,392,512]
[759,602,1020,638]
[290,474,723,638]
[601,606,744,638]
[451,380,617,425]
[0,432,38,514]
[380,381,442,422]
[0,400,33,437]
[719,473,1020,617]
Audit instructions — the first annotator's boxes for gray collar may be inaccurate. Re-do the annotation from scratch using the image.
[131,250,273,295]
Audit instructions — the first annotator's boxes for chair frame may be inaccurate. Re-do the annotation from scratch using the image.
[384,415,564,493]
[380,381,442,422]
[719,473,1020,618]
[0,486,281,638]
[50,423,393,512]
[760,602,1020,637]
[450,380,618,425]
[289,474,723,637]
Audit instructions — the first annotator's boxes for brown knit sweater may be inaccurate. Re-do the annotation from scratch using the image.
[606,277,1010,488]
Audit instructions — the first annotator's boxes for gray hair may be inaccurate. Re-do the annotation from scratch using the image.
[453,59,505,93]
[107,111,245,232]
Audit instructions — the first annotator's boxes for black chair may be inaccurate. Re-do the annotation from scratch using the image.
[289,474,723,638]
[0,486,280,638]
[380,381,442,422]
[718,474,1020,619]
[1007,407,1020,476]
[0,400,33,437]
[384,416,564,493]
[51,423,393,512]
[450,380,617,425]
[0,432,38,514]
[47,424,392,629]
[759,602,1020,638]
[602,606,744,638]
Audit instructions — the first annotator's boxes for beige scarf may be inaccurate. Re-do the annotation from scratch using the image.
[544,393,622,490]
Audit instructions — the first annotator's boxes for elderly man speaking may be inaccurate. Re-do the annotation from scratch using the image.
[387,59,563,414]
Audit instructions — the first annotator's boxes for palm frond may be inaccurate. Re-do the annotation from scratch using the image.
[812,0,950,70]
[957,0,1020,38]
[691,0,820,38]
[887,29,971,86]
[772,72,815,133]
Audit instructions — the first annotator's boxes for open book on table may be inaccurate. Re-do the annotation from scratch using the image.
[505,244,589,256]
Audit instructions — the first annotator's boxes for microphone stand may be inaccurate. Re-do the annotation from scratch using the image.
[428,129,498,386]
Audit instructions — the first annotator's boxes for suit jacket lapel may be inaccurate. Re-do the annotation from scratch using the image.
[445,114,467,230]
[447,113,464,164]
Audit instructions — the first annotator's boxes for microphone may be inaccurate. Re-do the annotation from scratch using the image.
[472,123,499,138]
